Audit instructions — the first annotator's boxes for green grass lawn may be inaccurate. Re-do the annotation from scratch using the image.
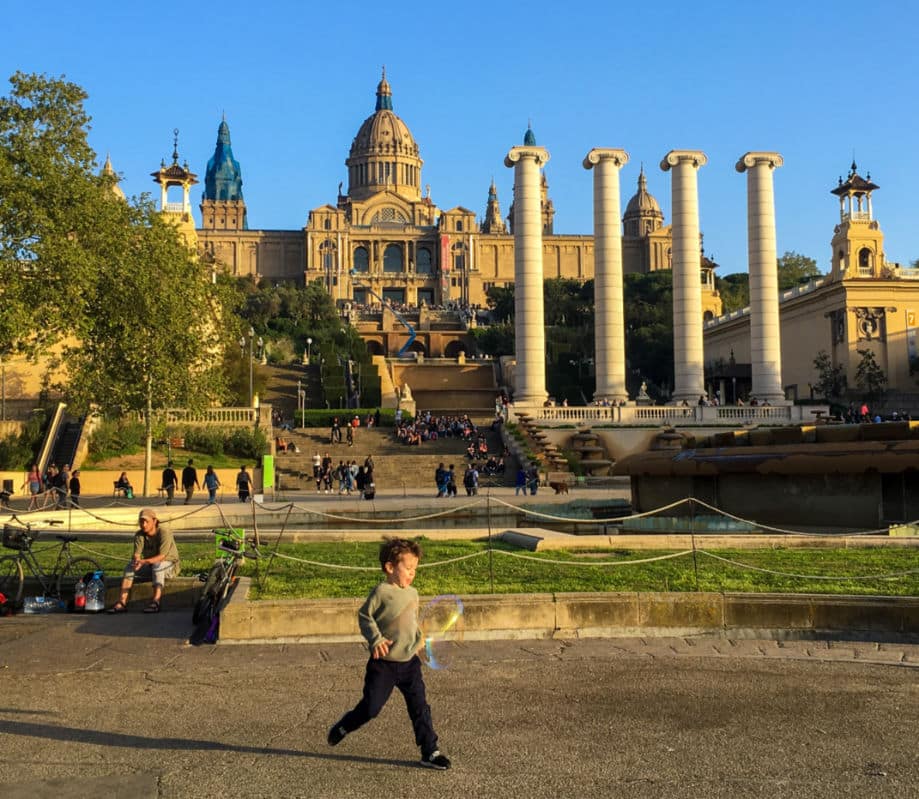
[59,538,919,600]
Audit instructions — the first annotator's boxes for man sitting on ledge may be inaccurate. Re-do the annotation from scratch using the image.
[108,508,180,614]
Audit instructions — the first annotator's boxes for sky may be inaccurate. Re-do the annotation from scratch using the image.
[4,1,918,275]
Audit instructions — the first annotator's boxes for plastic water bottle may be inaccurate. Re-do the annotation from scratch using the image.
[74,576,86,612]
[24,596,57,613]
[84,571,106,613]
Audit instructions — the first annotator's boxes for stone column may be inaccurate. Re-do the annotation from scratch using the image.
[736,151,785,403]
[505,143,550,405]
[583,148,629,403]
[660,150,707,404]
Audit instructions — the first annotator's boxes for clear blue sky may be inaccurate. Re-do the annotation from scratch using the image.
[4,1,918,275]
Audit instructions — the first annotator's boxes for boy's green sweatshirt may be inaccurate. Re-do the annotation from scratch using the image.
[358,581,422,662]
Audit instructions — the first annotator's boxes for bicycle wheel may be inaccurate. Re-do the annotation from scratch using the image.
[56,557,103,600]
[192,561,226,624]
[0,555,25,604]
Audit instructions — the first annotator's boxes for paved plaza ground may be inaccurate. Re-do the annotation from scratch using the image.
[1,612,917,798]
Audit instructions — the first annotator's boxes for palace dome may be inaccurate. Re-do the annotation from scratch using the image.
[346,70,423,203]
[624,167,661,216]
[348,72,419,160]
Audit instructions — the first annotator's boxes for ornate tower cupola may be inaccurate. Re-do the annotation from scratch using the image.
[623,165,664,237]
[508,124,553,234]
[345,69,423,203]
[829,161,887,280]
[100,153,125,200]
[200,117,248,231]
[151,129,199,247]
[481,178,507,234]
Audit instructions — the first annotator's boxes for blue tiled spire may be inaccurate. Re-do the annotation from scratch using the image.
[375,67,393,111]
[204,117,244,204]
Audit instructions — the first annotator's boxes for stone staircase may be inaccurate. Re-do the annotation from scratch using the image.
[273,420,513,491]
[514,412,571,475]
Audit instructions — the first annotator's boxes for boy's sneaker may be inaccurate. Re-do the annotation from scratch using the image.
[327,722,348,746]
[420,750,451,770]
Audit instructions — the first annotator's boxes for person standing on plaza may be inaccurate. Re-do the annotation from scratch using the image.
[236,465,253,502]
[161,460,178,505]
[68,469,81,507]
[23,464,42,511]
[181,459,200,505]
[56,463,71,508]
[203,465,220,504]
[327,538,451,770]
[515,467,527,496]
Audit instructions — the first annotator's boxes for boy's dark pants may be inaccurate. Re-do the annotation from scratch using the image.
[339,655,438,755]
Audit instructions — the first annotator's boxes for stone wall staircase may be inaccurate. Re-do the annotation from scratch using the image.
[273,419,512,491]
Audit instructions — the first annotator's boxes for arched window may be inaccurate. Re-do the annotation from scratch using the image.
[353,246,369,273]
[383,243,403,273]
[456,220,464,232]
[859,248,871,269]
[416,247,433,274]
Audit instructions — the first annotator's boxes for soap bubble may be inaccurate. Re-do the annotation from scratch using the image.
[419,594,464,670]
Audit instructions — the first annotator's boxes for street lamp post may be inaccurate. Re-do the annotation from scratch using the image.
[307,336,312,365]
[239,326,262,408]
[297,378,305,428]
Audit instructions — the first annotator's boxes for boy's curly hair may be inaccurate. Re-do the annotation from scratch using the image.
[379,537,422,571]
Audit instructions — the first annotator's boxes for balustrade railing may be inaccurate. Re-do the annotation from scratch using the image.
[512,403,827,427]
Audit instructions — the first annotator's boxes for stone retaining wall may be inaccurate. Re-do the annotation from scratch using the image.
[219,580,919,642]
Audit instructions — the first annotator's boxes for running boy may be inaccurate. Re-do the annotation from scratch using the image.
[327,538,451,770]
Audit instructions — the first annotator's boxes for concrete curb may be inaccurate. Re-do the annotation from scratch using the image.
[218,578,919,643]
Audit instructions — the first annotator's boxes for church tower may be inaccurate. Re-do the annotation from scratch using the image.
[829,161,887,281]
[481,179,507,234]
[200,117,248,231]
[151,129,198,247]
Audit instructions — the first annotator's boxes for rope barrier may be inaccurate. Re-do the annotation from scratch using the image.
[489,496,691,524]
[492,549,696,567]
[689,498,892,537]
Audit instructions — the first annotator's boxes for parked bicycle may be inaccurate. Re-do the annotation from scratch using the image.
[0,517,104,607]
[191,530,259,643]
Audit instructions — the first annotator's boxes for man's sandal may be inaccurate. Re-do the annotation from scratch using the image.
[107,601,128,614]
[143,600,161,614]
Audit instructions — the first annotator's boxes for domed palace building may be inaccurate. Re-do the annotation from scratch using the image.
[196,71,720,356]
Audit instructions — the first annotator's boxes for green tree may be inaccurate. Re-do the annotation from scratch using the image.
[65,201,230,495]
[0,72,111,356]
[716,273,750,313]
[624,271,674,398]
[777,251,820,290]
[812,350,847,401]
[471,323,514,357]
[854,348,887,405]
[485,285,515,322]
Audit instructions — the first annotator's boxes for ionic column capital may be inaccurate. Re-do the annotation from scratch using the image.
[583,148,629,170]
[505,146,550,168]
[660,150,707,171]
[735,151,784,173]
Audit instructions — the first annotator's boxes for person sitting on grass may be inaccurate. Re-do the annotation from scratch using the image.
[108,508,180,614]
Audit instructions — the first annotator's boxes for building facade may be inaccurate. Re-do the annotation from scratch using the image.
[196,72,721,323]
[704,162,915,402]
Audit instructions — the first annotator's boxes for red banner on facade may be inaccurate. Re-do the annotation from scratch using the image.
[440,235,451,273]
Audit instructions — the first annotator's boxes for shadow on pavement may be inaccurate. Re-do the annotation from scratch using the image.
[0,716,417,768]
